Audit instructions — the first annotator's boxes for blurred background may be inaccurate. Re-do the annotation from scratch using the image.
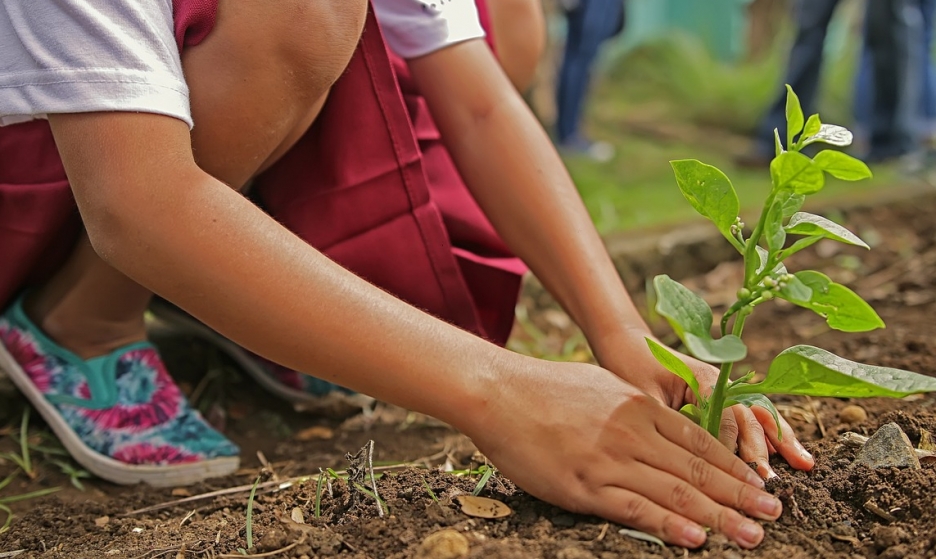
[528,0,934,234]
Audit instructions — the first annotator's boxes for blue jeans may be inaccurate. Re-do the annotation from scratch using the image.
[754,0,841,155]
[555,0,625,144]
[854,0,934,158]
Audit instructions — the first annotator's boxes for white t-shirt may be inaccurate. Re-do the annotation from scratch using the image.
[0,0,485,128]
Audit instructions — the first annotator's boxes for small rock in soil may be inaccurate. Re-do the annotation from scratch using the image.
[257,527,289,552]
[879,544,913,559]
[839,404,868,424]
[853,423,921,470]
[872,525,910,550]
[555,547,597,559]
[416,529,470,559]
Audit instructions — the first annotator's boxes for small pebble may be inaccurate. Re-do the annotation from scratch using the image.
[839,405,868,424]
[416,529,470,559]
[556,547,597,559]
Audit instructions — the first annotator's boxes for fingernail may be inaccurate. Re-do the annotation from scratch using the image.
[681,524,707,547]
[738,521,764,548]
[756,495,782,518]
[746,469,765,488]
[796,441,813,461]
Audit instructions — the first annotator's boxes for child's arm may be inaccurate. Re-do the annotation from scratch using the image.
[406,39,815,475]
[48,110,779,549]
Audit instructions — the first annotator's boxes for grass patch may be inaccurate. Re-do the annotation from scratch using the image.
[564,27,903,235]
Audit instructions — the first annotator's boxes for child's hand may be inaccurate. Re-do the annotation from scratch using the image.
[594,330,814,480]
[464,356,782,549]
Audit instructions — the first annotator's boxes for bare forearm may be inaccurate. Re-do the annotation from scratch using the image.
[410,42,649,358]
[50,113,502,432]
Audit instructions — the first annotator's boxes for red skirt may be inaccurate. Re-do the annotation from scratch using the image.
[0,0,524,346]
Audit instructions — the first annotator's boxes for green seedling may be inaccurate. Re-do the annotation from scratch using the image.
[650,85,936,440]
[0,409,35,480]
[314,468,326,519]
[422,478,439,503]
[245,474,261,550]
[472,465,496,497]
[49,460,91,491]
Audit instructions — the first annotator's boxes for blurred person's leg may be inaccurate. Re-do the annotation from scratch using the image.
[865,0,924,161]
[742,0,841,162]
[555,0,624,151]
[920,0,936,141]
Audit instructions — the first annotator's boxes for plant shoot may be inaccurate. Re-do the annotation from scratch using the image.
[650,85,936,439]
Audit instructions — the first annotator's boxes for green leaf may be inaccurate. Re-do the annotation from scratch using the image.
[646,338,700,402]
[771,152,825,194]
[774,128,784,157]
[685,333,749,364]
[778,191,806,219]
[791,271,885,332]
[725,393,783,439]
[653,275,748,363]
[778,274,813,303]
[802,124,854,147]
[785,212,869,248]
[755,246,787,276]
[679,404,703,424]
[777,236,823,261]
[813,150,873,181]
[670,160,741,241]
[802,114,822,138]
[785,85,804,148]
[764,197,786,253]
[731,345,936,398]
[653,275,712,342]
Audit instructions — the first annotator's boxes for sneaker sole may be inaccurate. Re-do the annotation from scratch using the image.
[0,342,239,487]
[148,301,374,415]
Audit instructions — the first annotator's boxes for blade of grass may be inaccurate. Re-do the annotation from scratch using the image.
[314,469,325,519]
[423,478,439,503]
[0,487,62,505]
[18,409,32,478]
[351,482,389,514]
[0,503,12,534]
[0,473,16,492]
[245,475,261,550]
[472,465,496,496]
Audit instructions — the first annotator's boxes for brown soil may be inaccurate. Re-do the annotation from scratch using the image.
[2,193,936,559]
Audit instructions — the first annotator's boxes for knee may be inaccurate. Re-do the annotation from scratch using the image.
[200,0,368,99]
[278,0,368,94]
[182,0,368,184]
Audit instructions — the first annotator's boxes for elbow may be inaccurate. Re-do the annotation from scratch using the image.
[78,192,142,269]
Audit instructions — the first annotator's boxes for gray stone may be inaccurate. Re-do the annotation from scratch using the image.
[853,423,921,470]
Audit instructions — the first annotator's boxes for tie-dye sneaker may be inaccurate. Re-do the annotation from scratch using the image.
[148,299,374,418]
[0,296,240,487]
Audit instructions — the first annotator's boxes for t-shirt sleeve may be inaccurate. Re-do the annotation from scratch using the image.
[372,0,486,59]
[0,1,192,127]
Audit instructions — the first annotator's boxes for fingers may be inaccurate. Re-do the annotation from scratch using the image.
[590,486,708,548]
[619,462,775,549]
[718,409,740,454]
[751,405,815,471]
[644,438,783,523]
[733,406,775,479]
[653,408,766,489]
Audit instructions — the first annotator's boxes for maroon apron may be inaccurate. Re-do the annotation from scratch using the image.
[0,0,524,347]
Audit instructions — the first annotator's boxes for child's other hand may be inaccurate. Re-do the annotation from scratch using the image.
[595,330,815,480]
[464,356,782,549]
